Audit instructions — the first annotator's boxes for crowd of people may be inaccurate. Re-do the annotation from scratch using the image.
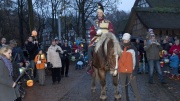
[134,29,180,81]
[0,35,88,101]
[0,2,179,101]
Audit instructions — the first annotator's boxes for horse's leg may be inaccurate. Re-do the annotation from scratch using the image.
[91,66,97,92]
[98,69,107,100]
[113,74,121,99]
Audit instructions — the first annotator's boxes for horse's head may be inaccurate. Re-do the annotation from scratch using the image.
[94,33,122,76]
[105,39,121,75]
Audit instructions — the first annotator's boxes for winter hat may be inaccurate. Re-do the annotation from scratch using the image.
[148,28,155,36]
[9,39,17,46]
[148,28,153,32]
[173,49,179,54]
[97,3,105,16]
[122,33,131,40]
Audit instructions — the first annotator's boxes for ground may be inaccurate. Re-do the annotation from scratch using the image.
[22,62,180,101]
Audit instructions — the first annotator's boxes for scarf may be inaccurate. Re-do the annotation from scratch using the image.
[123,42,131,47]
[0,55,13,76]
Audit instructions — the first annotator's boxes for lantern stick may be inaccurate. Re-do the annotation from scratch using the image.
[15,68,27,83]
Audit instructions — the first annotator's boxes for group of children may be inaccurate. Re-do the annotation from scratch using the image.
[160,50,180,80]
[72,49,88,70]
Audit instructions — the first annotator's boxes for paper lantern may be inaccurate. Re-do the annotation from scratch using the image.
[40,54,45,60]
[81,44,84,47]
[19,67,26,74]
[31,30,37,36]
[160,61,164,68]
[27,80,34,87]
[159,50,164,58]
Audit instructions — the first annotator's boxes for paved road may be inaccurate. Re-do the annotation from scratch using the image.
[23,63,180,101]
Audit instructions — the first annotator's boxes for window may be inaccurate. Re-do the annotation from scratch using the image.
[137,0,149,8]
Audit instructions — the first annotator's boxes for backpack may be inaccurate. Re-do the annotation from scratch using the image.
[118,47,133,73]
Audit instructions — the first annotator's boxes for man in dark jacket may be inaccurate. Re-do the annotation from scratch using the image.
[25,36,38,79]
[144,35,166,84]
[61,41,71,77]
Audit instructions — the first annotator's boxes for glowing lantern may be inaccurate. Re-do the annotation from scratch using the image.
[40,54,45,60]
[159,50,165,58]
[31,30,37,37]
[81,44,84,47]
[27,80,34,87]
[19,67,26,74]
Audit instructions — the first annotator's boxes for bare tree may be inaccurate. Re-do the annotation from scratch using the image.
[106,9,130,34]
[33,0,50,42]
[27,0,34,34]
[69,0,120,40]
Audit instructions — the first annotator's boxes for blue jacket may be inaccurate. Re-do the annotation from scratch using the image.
[170,55,179,68]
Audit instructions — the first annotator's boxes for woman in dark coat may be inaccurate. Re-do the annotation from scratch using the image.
[0,45,20,101]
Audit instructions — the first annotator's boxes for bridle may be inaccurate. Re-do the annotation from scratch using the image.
[105,59,117,71]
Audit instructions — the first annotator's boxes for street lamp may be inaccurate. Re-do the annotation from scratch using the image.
[58,11,62,40]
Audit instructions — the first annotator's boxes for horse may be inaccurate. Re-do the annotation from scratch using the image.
[91,32,122,100]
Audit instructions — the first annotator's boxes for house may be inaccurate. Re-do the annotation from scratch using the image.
[124,0,180,39]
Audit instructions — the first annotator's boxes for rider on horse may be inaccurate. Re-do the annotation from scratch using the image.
[87,2,115,74]
[89,3,114,47]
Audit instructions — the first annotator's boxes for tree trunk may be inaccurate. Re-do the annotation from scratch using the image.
[18,0,24,47]
[81,12,86,40]
[80,1,86,40]
[27,0,34,35]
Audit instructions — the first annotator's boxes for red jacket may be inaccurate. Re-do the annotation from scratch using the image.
[169,44,180,57]
[89,18,114,40]
[72,44,78,52]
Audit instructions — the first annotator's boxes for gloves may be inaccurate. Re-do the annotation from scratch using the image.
[47,62,50,65]
[96,29,102,35]
[56,49,60,53]
[37,61,41,64]
[47,62,53,68]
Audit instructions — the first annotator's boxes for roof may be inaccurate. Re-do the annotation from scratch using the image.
[146,0,180,8]
[136,11,180,29]
[125,0,180,32]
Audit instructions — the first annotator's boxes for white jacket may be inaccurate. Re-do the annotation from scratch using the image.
[47,45,63,68]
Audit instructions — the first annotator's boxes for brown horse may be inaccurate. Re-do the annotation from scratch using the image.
[91,32,122,100]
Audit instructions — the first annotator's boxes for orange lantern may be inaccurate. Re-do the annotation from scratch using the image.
[27,80,34,87]
[31,30,37,37]
[159,50,164,58]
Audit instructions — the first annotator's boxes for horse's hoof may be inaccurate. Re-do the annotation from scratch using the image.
[100,95,107,100]
[114,94,121,99]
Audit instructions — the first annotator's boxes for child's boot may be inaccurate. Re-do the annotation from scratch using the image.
[175,76,180,80]
[169,75,175,79]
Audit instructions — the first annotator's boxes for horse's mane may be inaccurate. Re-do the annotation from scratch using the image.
[95,33,122,56]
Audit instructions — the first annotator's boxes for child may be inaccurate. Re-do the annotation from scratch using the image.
[118,33,141,101]
[76,51,84,70]
[169,49,179,80]
[162,50,170,75]
[34,49,47,86]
